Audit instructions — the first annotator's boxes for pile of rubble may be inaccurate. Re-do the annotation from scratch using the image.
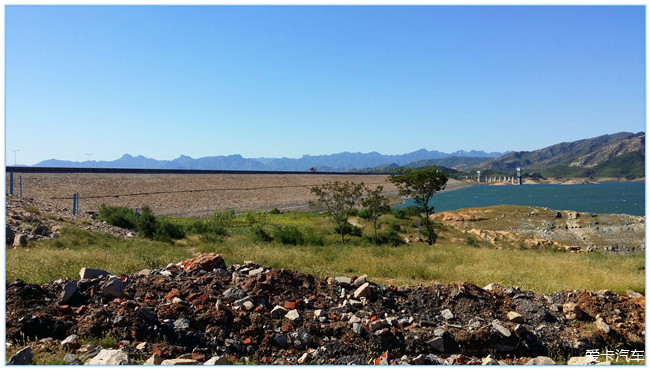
[6,253,645,365]
[6,196,135,247]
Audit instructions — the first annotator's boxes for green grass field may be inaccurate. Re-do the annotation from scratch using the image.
[6,209,644,295]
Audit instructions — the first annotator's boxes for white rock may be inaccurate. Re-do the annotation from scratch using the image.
[204,355,231,365]
[491,320,511,337]
[85,349,131,365]
[285,309,300,321]
[525,356,556,365]
[160,358,200,365]
[143,353,163,365]
[481,354,499,365]
[567,356,596,365]
[441,309,454,320]
[61,334,79,350]
[79,267,109,280]
[595,317,611,334]
[353,282,372,299]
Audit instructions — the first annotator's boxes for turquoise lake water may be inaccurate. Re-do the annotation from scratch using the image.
[396,182,645,216]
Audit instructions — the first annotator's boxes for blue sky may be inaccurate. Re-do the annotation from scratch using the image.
[5,5,646,165]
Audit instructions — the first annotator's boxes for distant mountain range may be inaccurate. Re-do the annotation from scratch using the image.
[30,132,645,179]
[33,149,506,172]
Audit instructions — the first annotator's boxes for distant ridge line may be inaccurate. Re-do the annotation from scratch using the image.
[5,166,398,176]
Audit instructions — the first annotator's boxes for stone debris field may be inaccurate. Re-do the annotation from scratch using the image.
[6,253,645,365]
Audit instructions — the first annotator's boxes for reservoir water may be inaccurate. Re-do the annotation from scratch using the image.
[396,182,645,216]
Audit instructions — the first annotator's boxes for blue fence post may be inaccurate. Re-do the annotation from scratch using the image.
[484,231,487,247]
[418,216,421,241]
[9,172,13,195]
[73,193,77,215]
[76,192,80,214]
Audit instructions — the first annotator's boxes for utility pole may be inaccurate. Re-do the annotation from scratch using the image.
[11,149,19,166]
[86,153,93,161]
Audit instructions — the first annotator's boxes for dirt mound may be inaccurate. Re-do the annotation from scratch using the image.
[6,253,645,365]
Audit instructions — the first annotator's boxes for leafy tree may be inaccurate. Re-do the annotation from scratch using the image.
[389,166,449,245]
[361,185,391,245]
[310,180,364,244]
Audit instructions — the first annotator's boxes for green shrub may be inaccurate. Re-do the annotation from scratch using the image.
[251,226,274,243]
[153,220,186,243]
[97,204,137,230]
[304,228,326,246]
[358,208,373,220]
[334,223,362,237]
[391,206,420,220]
[274,225,304,245]
[136,206,158,239]
[364,228,404,247]
[185,218,229,237]
[269,208,283,215]
[213,209,236,225]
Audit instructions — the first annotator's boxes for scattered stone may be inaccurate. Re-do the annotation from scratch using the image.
[143,353,163,365]
[492,320,511,337]
[160,358,200,365]
[13,234,27,247]
[427,337,445,352]
[7,347,33,365]
[441,309,454,320]
[85,348,131,365]
[204,355,232,365]
[595,317,611,334]
[481,354,499,365]
[298,352,310,364]
[174,318,191,330]
[61,334,79,350]
[483,283,502,292]
[63,353,82,365]
[352,274,368,287]
[79,267,109,280]
[271,305,289,319]
[507,311,524,323]
[248,267,264,276]
[563,302,583,320]
[60,281,77,304]
[335,276,352,286]
[627,290,644,299]
[525,356,556,365]
[223,286,246,300]
[101,276,124,300]
[285,309,300,321]
[353,282,372,299]
[567,356,596,365]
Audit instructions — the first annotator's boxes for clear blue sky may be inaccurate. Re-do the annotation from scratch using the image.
[5,5,646,165]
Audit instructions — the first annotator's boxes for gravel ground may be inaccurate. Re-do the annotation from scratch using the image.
[6,172,468,218]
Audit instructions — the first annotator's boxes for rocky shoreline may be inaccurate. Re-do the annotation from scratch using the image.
[6,253,645,365]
